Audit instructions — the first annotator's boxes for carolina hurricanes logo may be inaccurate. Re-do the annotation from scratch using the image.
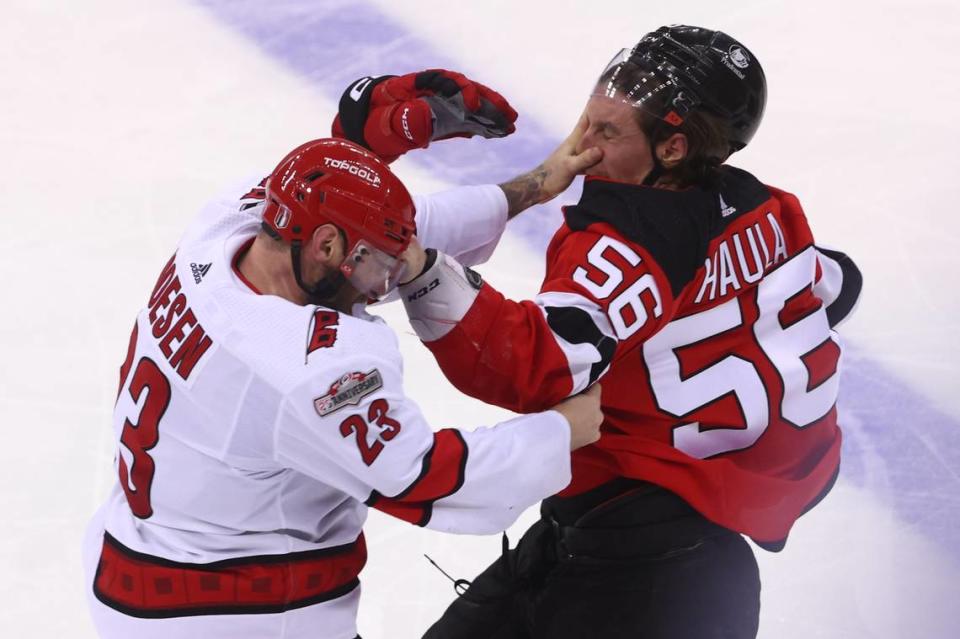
[307,310,339,356]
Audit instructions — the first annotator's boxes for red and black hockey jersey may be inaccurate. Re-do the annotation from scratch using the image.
[406,167,862,548]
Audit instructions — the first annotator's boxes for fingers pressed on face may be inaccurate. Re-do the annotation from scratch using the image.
[575,147,604,173]
[576,109,590,131]
[566,110,593,154]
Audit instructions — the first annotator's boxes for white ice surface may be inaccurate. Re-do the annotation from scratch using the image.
[1,1,958,637]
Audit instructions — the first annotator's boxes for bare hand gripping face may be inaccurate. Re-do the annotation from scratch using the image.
[498,113,603,218]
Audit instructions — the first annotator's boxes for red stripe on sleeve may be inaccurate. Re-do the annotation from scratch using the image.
[393,429,467,502]
[366,429,469,527]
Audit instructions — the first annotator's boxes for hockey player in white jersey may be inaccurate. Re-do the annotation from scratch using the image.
[83,96,605,637]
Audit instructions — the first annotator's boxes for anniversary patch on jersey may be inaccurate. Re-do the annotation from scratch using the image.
[314,369,383,417]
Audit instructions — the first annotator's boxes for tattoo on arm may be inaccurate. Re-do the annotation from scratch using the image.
[499,165,549,219]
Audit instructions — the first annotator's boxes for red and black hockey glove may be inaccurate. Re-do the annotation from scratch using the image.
[332,70,518,163]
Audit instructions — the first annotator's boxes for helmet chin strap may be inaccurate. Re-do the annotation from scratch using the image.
[290,241,348,306]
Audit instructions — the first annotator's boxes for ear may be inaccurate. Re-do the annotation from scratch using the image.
[657,133,688,168]
[306,224,345,267]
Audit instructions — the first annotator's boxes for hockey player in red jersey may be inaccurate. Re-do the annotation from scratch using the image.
[82,72,607,639]
[335,27,863,639]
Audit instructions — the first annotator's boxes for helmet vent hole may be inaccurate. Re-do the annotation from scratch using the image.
[304,171,326,182]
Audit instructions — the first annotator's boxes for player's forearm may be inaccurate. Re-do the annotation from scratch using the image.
[498,164,550,219]
[427,287,577,412]
[370,410,572,534]
[399,253,576,413]
[412,185,508,265]
[497,115,604,218]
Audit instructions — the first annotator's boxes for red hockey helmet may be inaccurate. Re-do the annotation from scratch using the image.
[262,138,416,297]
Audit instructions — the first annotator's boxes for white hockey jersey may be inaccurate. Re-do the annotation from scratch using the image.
[83,179,571,639]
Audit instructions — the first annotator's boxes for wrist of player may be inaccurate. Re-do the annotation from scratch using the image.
[399,247,437,285]
[498,165,554,218]
[399,252,483,342]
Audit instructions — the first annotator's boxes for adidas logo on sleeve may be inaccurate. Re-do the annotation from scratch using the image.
[190,262,212,284]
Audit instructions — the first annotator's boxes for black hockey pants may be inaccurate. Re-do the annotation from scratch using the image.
[423,480,761,639]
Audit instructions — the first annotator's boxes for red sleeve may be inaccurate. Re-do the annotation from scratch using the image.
[425,226,676,413]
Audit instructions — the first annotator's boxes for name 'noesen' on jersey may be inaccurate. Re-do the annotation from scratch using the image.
[405,166,862,548]
[141,254,214,381]
[84,179,572,638]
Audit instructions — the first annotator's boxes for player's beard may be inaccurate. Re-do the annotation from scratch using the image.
[305,271,364,312]
[290,241,362,311]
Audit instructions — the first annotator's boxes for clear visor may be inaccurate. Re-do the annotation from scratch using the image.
[339,240,408,300]
[591,48,692,124]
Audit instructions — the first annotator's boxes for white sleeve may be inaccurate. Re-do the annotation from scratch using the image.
[422,413,572,534]
[413,185,508,266]
[276,352,570,534]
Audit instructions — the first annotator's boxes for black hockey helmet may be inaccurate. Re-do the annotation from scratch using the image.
[595,25,767,153]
